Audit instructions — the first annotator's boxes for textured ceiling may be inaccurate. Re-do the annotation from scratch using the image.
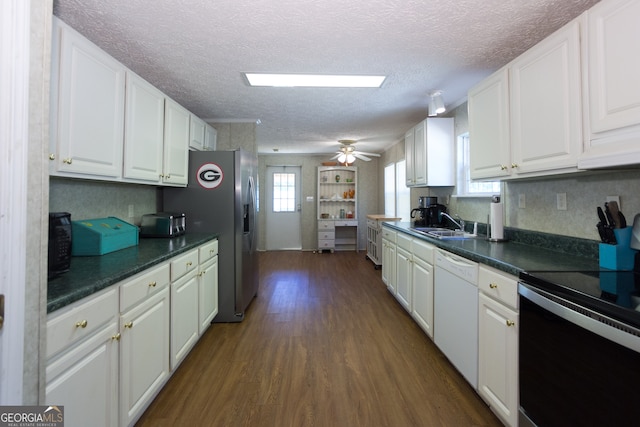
[52,0,600,155]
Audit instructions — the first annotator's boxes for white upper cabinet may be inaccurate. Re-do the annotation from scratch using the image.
[163,98,190,186]
[204,124,217,151]
[50,17,125,179]
[579,0,640,169]
[123,71,165,182]
[510,18,583,176]
[468,68,511,180]
[405,118,454,187]
[469,17,583,180]
[189,114,206,151]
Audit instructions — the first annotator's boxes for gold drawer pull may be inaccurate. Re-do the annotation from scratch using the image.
[63,158,73,164]
[506,320,515,327]
[111,333,121,341]
[489,283,498,289]
[187,261,193,267]
[124,321,133,329]
[148,281,157,287]
[75,320,88,328]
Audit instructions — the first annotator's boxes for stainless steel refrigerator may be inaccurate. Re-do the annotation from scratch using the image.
[163,149,258,322]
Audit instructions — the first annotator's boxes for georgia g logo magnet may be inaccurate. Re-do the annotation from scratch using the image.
[196,162,223,189]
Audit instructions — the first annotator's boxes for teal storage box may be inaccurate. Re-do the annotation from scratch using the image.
[71,217,139,256]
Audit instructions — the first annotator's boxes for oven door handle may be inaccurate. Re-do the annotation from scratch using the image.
[519,282,640,353]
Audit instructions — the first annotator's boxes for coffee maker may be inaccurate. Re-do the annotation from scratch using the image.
[411,196,447,227]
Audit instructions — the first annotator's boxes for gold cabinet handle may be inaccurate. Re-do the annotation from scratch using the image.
[489,283,498,289]
[511,163,518,169]
[159,174,165,178]
[148,281,157,287]
[49,154,55,160]
[63,158,73,164]
[166,175,170,179]
[210,249,215,254]
[506,320,515,327]
[500,165,508,171]
[186,261,193,267]
[124,321,133,329]
[111,333,121,341]
[75,320,88,328]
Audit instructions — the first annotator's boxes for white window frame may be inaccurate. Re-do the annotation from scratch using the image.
[384,160,410,221]
[455,133,501,197]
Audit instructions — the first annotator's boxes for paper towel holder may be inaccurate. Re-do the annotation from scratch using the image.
[487,197,508,242]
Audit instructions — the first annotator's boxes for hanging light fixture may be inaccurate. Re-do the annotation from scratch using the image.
[428,91,445,116]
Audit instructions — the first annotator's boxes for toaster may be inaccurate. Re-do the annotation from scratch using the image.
[140,212,186,237]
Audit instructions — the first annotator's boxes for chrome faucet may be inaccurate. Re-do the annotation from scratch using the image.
[441,212,465,231]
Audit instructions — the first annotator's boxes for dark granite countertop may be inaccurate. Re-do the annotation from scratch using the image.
[383,222,600,277]
[47,233,218,313]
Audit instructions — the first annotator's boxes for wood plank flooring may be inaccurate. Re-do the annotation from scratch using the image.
[136,251,502,427]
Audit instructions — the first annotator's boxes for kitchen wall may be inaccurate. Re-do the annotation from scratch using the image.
[381,102,640,242]
[257,154,379,251]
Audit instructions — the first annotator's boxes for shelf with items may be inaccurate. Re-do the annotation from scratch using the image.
[317,166,358,251]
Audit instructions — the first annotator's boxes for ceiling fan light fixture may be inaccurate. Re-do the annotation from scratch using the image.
[428,91,446,116]
[243,73,386,88]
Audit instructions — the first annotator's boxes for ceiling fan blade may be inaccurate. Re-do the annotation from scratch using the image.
[354,153,372,161]
[330,153,341,160]
[355,150,381,157]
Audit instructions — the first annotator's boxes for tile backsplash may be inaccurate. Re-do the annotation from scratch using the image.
[49,177,159,225]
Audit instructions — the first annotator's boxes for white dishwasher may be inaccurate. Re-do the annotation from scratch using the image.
[434,248,479,389]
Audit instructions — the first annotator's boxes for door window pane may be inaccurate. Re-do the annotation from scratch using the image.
[272,172,296,212]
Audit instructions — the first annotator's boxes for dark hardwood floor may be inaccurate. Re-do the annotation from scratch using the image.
[136,251,502,426]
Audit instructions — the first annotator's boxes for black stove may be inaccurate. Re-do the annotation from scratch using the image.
[519,269,640,330]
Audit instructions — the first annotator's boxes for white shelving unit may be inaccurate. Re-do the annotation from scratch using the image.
[317,166,358,252]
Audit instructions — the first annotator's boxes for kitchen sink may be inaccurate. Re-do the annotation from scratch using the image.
[410,227,477,240]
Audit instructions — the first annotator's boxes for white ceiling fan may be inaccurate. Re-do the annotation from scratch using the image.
[331,140,381,163]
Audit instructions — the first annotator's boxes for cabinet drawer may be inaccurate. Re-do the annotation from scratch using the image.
[170,248,199,282]
[478,265,518,309]
[120,263,170,312]
[198,239,218,264]
[47,287,118,358]
[381,227,397,243]
[318,231,335,240]
[397,232,412,251]
[412,238,434,264]
[335,220,357,227]
[318,220,335,230]
[318,239,335,249]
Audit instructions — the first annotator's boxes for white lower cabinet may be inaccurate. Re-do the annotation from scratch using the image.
[477,266,519,427]
[411,239,434,339]
[119,285,170,427]
[46,239,218,427]
[395,233,413,311]
[381,227,397,294]
[45,288,119,427]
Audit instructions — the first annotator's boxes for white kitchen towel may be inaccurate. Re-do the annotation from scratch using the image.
[490,202,504,240]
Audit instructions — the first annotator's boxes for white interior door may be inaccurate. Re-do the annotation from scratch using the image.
[266,166,302,250]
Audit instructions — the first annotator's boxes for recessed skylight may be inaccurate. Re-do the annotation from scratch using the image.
[243,73,386,88]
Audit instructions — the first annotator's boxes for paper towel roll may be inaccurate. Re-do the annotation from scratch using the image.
[490,202,504,240]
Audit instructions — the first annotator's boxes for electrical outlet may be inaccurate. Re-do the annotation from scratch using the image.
[556,193,567,210]
[519,194,526,209]
[606,195,620,209]
[128,204,134,217]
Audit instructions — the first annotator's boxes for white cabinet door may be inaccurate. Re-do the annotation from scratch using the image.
[199,255,219,334]
[45,323,119,427]
[395,246,412,312]
[170,272,200,370]
[404,128,415,186]
[478,293,519,427]
[204,124,217,151]
[469,68,511,180]
[163,98,190,186]
[189,114,206,151]
[411,256,434,339]
[510,19,582,175]
[123,71,165,182]
[50,18,125,178]
[382,238,397,294]
[580,0,640,168]
[120,288,170,427]
[412,121,427,186]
